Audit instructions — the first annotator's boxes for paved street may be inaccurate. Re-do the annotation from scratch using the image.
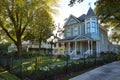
[69,61,120,80]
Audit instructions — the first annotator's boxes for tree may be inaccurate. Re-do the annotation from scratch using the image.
[25,9,54,53]
[24,0,59,53]
[94,0,120,44]
[54,23,64,38]
[68,0,84,7]
[0,0,59,57]
[95,0,120,28]
[109,29,120,44]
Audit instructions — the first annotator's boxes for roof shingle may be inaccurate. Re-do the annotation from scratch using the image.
[87,7,96,17]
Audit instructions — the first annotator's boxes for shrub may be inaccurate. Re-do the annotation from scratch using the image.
[22,50,29,58]
[0,43,11,54]
[100,52,116,63]
[116,54,120,60]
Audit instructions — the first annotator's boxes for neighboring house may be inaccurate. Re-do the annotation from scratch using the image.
[54,7,115,59]
[8,41,30,53]
[8,40,51,53]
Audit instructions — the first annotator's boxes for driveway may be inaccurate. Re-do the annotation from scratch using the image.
[69,61,120,80]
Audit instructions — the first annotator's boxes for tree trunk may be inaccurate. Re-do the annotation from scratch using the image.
[16,39,22,58]
[16,38,23,78]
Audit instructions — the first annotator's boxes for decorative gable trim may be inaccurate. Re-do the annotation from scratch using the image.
[64,14,81,27]
[74,35,92,40]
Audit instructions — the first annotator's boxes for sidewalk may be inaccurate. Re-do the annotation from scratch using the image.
[69,61,120,80]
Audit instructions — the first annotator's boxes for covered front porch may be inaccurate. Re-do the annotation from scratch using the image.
[54,36,100,59]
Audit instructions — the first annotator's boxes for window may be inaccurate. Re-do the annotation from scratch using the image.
[92,22,96,33]
[86,18,90,21]
[87,22,90,33]
[92,18,96,20]
[74,27,78,36]
[69,19,75,25]
[67,28,71,37]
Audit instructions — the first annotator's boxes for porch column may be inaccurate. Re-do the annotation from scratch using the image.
[88,40,90,54]
[68,42,71,53]
[62,43,65,49]
[75,41,77,55]
[80,42,82,55]
[62,43,65,54]
[91,41,93,55]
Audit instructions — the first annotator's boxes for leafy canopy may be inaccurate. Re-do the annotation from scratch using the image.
[0,0,59,55]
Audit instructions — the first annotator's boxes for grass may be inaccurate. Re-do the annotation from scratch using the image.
[0,54,116,80]
[2,55,64,76]
[0,67,20,80]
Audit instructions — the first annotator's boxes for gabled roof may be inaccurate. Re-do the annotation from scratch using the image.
[58,35,95,42]
[64,14,81,27]
[77,7,96,22]
[78,14,86,22]
[74,35,93,40]
[58,36,77,42]
[87,7,96,17]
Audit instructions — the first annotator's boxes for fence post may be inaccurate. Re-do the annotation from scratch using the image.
[83,54,86,67]
[65,54,70,74]
[35,54,37,72]
[94,52,96,66]
[35,57,37,71]
[6,53,10,70]
[109,52,111,62]
[20,56,23,80]
[0,53,2,65]
[10,54,13,71]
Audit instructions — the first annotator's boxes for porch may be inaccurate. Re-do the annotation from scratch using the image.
[53,40,100,59]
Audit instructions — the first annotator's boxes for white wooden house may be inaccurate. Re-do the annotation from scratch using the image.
[54,7,114,59]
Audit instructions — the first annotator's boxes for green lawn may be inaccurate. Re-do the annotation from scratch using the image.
[0,67,20,80]
[2,55,64,76]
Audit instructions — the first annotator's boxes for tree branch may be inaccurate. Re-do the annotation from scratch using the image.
[3,0,16,27]
[0,22,17,44]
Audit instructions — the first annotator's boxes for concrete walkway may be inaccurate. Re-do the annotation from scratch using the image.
[69,61,120,80]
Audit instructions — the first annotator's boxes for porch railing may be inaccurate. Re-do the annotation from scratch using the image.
[83,49,97,58]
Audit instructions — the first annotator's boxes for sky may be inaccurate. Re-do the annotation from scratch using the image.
[54,0,97,27]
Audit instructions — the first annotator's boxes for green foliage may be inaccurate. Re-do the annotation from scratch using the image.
[68,0,84,7]
[22,50,29,58]
[0,67,20,80]
[0,53,118,80]
[24,0,59,49]
[0,43,11,54]
[95,0,120,42]
[0,0,59,56]
[116,54,120,60]
[109,29,120,44]
[100,52,116,63]
[53,54,70,60]
[95,0,120,25]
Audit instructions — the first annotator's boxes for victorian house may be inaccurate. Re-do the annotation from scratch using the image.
[54,7,113,59]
